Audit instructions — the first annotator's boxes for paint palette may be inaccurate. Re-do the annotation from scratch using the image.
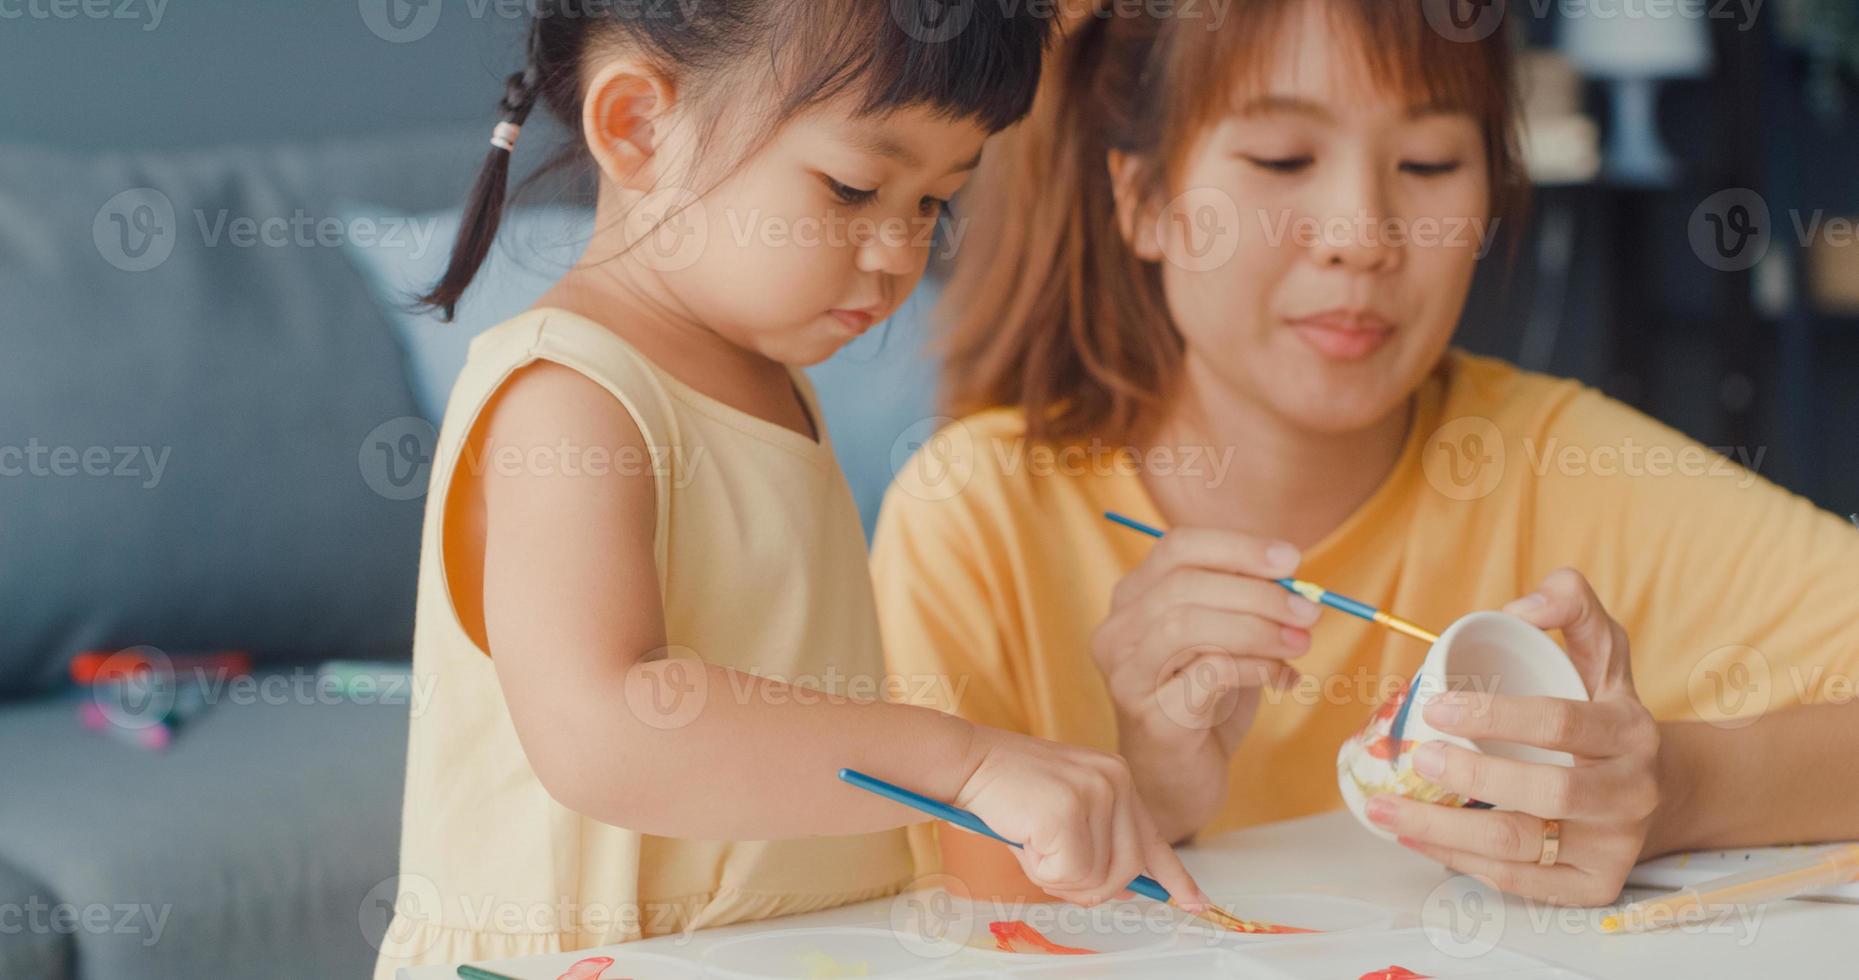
[1178,893,1394,944]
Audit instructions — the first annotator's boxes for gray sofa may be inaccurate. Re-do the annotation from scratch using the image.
[0,127,938,980]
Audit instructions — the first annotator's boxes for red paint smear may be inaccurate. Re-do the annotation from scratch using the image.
[987,920,1097,955]
[1359,966,1430,980]
[1221,917,1319,935]
[555,956,633,980]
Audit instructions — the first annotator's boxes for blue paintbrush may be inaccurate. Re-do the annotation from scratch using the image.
[836,768,1303,933]
[1104,511,1438,644]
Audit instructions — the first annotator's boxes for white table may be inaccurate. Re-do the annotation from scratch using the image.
[406,810,1856,980]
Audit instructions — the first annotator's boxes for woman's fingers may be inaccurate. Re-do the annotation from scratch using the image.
[1421,693,1644,760]
[1116,528,1300,602]
[1368,795,1548,864]
[1504,568,1632,694]
[1414,740,1611,819]
[1151,653,1296,731]
[1397,838,1600,905]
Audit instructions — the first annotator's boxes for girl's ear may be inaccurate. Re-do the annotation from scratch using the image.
[1107,149,1163,263]
[582,60,678,193]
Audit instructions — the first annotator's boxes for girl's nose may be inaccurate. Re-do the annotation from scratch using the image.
[854,220,922,277]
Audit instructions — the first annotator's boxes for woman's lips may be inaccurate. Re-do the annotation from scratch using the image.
[1286,311,1395,361]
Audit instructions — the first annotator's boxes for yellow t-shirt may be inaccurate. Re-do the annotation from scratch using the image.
[871,351,1859,845]
[374,309,913,977]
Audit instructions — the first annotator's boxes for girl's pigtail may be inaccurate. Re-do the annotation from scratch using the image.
[418,30,548,321]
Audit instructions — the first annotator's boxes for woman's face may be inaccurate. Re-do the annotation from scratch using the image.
[1132,5,1494,434]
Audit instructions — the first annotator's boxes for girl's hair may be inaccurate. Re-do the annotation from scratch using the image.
[940,1,1529,444]
[421,0,1055,320]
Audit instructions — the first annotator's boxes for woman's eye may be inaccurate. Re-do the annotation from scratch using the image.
[919,195,951,216]
[1242,155,1313,174]
[824,176,879,207]
[1401,160,1463,177]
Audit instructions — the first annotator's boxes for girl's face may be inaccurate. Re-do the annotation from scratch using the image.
[655,101,989,367]
[1135,5,1493,434]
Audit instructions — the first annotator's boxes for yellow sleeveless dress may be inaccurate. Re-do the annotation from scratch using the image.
[372,308,915,977]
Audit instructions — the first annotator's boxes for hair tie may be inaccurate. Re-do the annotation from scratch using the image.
[491,121,523,152]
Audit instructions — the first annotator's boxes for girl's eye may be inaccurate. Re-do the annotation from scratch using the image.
[1401,160,1463,177]
[919,195,951,217]
[824,176,879,207]
[1241,155,1313,174]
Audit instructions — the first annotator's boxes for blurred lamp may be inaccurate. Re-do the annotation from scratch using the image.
[1560,6,1714,183]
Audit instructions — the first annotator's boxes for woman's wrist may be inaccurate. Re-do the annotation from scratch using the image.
[1645,720,1711,857]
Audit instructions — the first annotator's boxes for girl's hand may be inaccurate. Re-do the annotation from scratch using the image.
[954,726,1211,910]
[1091,528,1317,838]
[1367,569,1661,906]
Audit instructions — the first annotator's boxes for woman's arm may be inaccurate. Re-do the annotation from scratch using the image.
[1652,704,1859,855]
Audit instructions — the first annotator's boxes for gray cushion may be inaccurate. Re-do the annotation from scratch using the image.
[0,855,72,980]
[0,130,500,698]
[0,688,409,980]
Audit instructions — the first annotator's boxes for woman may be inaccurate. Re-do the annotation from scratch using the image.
[871,0,1859,907]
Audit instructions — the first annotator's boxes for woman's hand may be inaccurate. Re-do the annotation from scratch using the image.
[1091,528,1318,840]
[954,726,1210,910]
[1366,568,1662,906]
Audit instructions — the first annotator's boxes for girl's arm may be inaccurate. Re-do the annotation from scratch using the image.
[463,362,1207,908]
[1651,704,1859,855]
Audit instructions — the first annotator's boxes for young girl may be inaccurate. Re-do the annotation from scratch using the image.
[873,0,1859,908]
[373,3,1209,973]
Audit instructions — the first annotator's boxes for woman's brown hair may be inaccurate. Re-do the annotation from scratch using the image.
[940,0,1529,444]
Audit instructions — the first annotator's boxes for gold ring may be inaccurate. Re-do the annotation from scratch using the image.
[1538,819,1562,866]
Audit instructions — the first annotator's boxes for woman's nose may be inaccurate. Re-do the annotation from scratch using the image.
[1305,166,1401,274]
